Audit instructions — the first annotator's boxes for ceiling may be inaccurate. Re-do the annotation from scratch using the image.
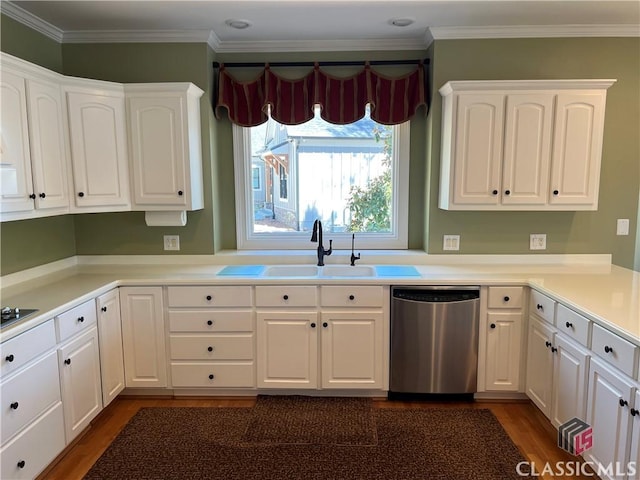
[3,1,639,52]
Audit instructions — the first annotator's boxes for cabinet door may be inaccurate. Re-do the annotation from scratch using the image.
[256,311,318,389]
[26,78,69,211]
[550,334,589,428]
[128,96,189,208]
[0,70,34,214]
[630,390,640,479]
[58,327,103,443]
[119,287,167,388]
[584,357,634,480]
[526,316,556,417]
[484,311,522,391]
[320,311,383,389]
[451,93,504,206]
[501,94,553,206]
[66,90,130,209]
[97,289,125,407]
[549,92,606,208]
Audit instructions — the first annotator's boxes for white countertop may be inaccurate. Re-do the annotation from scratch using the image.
[1,260,638,346]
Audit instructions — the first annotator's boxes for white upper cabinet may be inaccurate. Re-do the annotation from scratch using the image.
[439,79,615,211]
[125,83,204,211]
[1,54,70,220]
[550,92,606,207]
[65,79,131,211]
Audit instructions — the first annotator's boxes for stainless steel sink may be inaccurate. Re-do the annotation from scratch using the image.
[262,265,320,277]
[321,265,376,277]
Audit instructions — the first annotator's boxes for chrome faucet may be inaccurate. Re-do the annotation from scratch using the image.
[310,219,332,266]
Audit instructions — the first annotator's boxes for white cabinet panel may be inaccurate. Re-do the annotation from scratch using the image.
[66,86,130,210]
[484,311,523,391]
[26,78,69,211]
[550,334,589,429]
[320,312,383,389]
[501,94,553,206]
[550,93,606,208]
[584,357,635,480]
[0,70,34,214]
[256,311,318,388]
[126,84,204,210]
[97,289,125,407]
[450,93,504,207]
[119,287,167,388]
[58,327,103,443]
[526,316,556,417]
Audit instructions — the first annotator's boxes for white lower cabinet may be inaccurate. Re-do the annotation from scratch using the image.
[584,357,636,480]
[484,311,523,391]
[257,311,319,388]
[630,390,640,477]
[97,289,125,407]
[58,327,103,443]
[320,311,383,389]
[550,333,590,428]
[526,315,556,417]
[120,287,167,388]
[0,403,65,480]
[256,285,387,390]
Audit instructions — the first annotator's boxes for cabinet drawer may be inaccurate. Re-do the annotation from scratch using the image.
[169,334,254,360]
[55,299,97,343]
[320,286,384,308]
[167,286,252,307]
[1,351,61,444]
[556,304,591,347]
[530,290,556,324]
[255,286,317,307]
[487,286,524,309]
[1,320,56,379]
[0,402,65,480]
[170,362,255,387]
[168,310,253,332]
[591,323,638,377]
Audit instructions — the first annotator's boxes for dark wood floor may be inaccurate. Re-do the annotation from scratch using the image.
[39,396,594,480]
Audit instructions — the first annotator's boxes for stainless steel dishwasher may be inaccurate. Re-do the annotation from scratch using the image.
[389,286,480,397]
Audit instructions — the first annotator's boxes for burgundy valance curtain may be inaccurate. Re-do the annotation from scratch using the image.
[214,62,427,127]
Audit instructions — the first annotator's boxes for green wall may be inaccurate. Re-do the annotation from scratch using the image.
[1,12,639,273]
[426,38,640,269]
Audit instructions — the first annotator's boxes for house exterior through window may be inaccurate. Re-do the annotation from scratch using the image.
[233,106,409,249]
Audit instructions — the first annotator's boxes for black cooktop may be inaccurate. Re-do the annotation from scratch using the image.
[1,308,39,329]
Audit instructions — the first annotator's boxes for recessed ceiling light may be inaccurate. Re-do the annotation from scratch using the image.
[390,18,415,27]
[225,19,252,29]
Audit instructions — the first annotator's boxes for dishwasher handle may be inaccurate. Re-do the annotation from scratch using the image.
[392,288,479,303]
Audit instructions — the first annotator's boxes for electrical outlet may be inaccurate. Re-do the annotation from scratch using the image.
[530,234,546,250]
[443,235,460,251]
[617,219,630,236]
[164,235,180,251]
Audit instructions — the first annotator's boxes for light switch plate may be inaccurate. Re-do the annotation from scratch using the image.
[443,235,460,251]
[164,235,180,251]
[530,234,546,250]
[617,219,630,236]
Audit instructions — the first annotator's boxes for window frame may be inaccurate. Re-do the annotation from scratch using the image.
[232,121,410,250]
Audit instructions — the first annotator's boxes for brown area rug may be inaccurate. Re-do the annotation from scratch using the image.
[84,400,528,480]
[242,395,377,445]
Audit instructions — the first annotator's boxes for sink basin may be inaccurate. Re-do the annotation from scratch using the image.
[321,265,376,277]
[263,265,320,277]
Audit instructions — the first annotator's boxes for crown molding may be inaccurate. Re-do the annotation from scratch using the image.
[212,37,428,53]
[1,1,64,42]
[62,29,214,44]
[429,24,640,40]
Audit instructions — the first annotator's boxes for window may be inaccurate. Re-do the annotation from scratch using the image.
[252,167,261,190]
[233,106,409,249]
